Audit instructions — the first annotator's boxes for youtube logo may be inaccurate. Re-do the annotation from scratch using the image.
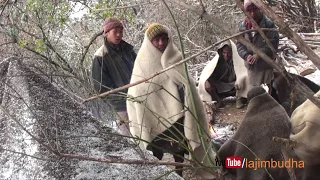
[226,156,244,168]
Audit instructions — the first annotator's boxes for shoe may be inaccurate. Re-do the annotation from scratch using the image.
[215,101,225,109]
[236,97,245,109]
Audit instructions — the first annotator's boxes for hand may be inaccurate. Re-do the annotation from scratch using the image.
[246,55,253,62]
[248,54,259,65]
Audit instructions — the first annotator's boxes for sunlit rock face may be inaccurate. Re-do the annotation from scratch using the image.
[0,59,182,180]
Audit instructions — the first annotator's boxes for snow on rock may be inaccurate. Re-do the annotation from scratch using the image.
[305,69,320,86]
[0,59,183,180]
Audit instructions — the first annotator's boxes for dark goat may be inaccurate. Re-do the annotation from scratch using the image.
[271,72,320,116]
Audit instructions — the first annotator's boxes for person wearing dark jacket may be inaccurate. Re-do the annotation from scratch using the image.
[237,0,279,91]
[91,17,136,136]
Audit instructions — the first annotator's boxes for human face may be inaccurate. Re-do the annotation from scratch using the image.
[222,46,231,61]
[106,27,123,45]
[151,33,169,53]
[246,4,262,22]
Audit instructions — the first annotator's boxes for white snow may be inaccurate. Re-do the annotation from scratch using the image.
[212,124,236,145]
[305,69,320,86]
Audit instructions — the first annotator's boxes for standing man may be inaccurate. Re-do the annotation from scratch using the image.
[237,0,279,91]
[91,17,136,136]
[127,23,215,178]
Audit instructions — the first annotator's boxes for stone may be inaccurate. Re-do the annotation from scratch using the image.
[0,59,183,180]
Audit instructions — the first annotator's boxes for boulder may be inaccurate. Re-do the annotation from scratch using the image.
[0,58,182,180]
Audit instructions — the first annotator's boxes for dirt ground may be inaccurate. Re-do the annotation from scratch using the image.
[213,97,247,126]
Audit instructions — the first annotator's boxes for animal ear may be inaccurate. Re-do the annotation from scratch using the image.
[247,86,266,101]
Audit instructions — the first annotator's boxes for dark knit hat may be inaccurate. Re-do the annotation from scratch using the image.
[146,23,168,41]
[103,17,123,33]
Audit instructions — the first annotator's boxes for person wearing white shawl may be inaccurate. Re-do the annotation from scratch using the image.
[198,40,250,109]
[126,23,216,179]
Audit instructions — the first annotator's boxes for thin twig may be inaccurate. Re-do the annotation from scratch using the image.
[272,137,313,150]
[54,107,60,153]
[230,139,275,180]
[22,45,68,72]
[80,30,103,65]
[0,41,15,47]
[198,0,206,16]
[59,153,193,167]
[3,73,77,78]
[162,0,215,167]
[92,1,158,11]
[37,20,74,74]
[0,148,51,161]
[281,149,297,180]
[0,0,10,17]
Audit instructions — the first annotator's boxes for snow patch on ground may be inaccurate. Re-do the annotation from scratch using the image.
[212,124,236,145]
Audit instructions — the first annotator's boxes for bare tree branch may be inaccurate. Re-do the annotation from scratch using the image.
[281,149,297,180]
[80,30,103,66]
[0,41,15,47]
[0,0,10,17]
[0,148,51,161]
[92,1,159,11]
[198,0,206,16]
[36,18,74,74]
[59,152,194,167]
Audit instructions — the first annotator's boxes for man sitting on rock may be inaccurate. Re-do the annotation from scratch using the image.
[198,40,249,109]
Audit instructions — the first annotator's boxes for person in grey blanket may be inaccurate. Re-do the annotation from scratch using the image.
[127,23,215,179]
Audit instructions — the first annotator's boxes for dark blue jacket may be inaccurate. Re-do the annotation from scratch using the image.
[91,39,136,111]
[237,15,279,71]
